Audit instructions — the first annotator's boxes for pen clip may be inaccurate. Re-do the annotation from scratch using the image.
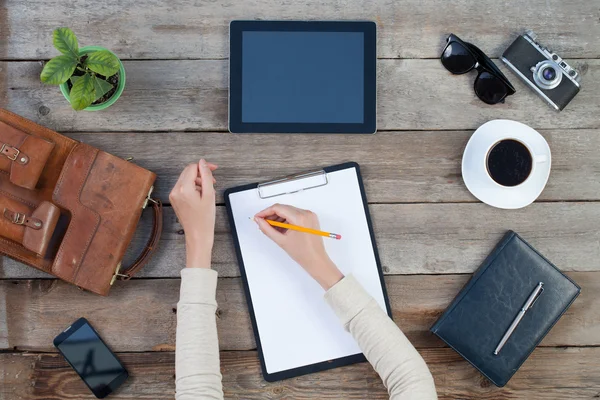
[527,286,544,310]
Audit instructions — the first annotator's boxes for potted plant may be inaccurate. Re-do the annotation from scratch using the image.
[40,28,126,111]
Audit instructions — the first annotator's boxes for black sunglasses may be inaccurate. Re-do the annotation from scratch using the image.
[441,34,516,105]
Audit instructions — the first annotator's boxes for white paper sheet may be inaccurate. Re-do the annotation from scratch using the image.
[228,166,388,374]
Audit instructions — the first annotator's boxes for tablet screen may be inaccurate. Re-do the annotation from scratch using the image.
[242,31,364,124]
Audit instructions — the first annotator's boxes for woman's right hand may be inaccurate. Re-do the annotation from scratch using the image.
[254,204,344,290]
[169,159,218,270]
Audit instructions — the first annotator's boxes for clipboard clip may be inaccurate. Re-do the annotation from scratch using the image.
[258,169,328,199]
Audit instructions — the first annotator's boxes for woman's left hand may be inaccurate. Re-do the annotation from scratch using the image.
[169,159,218,269]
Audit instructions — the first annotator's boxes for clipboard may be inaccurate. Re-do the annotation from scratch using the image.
[224,162,392,381]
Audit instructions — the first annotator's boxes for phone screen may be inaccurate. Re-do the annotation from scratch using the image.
[55,320,127,398]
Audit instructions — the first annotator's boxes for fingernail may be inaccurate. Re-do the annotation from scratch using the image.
[200,159,207,166]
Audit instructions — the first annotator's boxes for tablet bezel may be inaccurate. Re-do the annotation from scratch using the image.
[229,21,377,134]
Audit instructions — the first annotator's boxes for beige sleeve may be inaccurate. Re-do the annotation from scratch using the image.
[175,268,224,400]
[324,275,438,400]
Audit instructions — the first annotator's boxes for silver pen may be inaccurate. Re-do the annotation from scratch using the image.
[494,282,544,355]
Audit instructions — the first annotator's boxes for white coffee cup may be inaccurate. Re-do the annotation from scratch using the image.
[462,119,552,209]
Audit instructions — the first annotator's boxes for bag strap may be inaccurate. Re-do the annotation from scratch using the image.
[3,208,42,229]
[116,198,163,281]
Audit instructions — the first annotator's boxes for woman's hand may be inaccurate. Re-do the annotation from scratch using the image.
[169,159,218,269]
[254,204,343,290]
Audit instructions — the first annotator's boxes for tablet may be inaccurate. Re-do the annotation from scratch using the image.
[229,21,377,134]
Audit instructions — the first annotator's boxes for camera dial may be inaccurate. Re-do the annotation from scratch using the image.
[531,60,562,90]
[525,30,537,41]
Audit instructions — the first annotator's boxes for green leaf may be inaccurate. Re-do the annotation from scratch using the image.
[53,28,79,58]
[70,75,81,85]
[69,73,96,110]
[91,75,114,101]
[40,55,78,85]
[84,50,120,77]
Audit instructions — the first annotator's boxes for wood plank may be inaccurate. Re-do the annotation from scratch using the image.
[68,129,600,204]
[2,59,598,132]
[0,272,596,352]
[0,128,586,205]
[2,348,600,399]
[1,0,599,60]
[2,202,598,279]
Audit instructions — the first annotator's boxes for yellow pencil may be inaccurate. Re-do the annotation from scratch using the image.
[251,217,341,240]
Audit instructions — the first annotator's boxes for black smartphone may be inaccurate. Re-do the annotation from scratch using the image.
[53,318,128,399]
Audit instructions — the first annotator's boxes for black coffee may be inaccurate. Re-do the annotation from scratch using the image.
[486,139,533,187]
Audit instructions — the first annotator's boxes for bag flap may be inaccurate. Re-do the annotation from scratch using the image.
[11,135,55,189]
[51,143,101,282]
[0,192,61,259]
[52,143,156,295]
[0,109,78,193]
[0,120,56,190]
[22,201,61,256]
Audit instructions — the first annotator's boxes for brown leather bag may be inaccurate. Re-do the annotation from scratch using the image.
[0,108,162,295]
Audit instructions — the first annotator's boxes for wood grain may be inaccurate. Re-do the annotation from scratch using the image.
[65,129,600,204]
[1,0,598,60]
[0,272,595,352]
[2,202,598,279]
[0,127,587,205]
[2,348,600,399]
[2,59,598,132]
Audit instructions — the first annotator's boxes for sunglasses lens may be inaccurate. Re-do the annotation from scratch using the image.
[474,71,509,104]
[441,41,476,74]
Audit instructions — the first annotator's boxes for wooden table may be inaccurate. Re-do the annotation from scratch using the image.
[1,1,600,398]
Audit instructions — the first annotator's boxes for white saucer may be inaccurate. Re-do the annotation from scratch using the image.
[462,120,551,209]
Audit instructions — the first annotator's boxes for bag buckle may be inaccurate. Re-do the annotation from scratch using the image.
[1,143,20,161]
[110,262,129,285]
[142,186,156,209]
[11,212,26,225]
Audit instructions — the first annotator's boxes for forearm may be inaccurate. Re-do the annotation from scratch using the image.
[325,275,437,400]
[175,268,224,400]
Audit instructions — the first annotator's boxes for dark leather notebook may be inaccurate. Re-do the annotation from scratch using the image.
[431,230,580,387]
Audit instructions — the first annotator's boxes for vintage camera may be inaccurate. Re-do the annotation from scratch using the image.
[502,31,580,111]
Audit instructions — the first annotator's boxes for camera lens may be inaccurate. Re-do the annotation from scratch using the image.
[533,60,562,90]
[542,67,556,81]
